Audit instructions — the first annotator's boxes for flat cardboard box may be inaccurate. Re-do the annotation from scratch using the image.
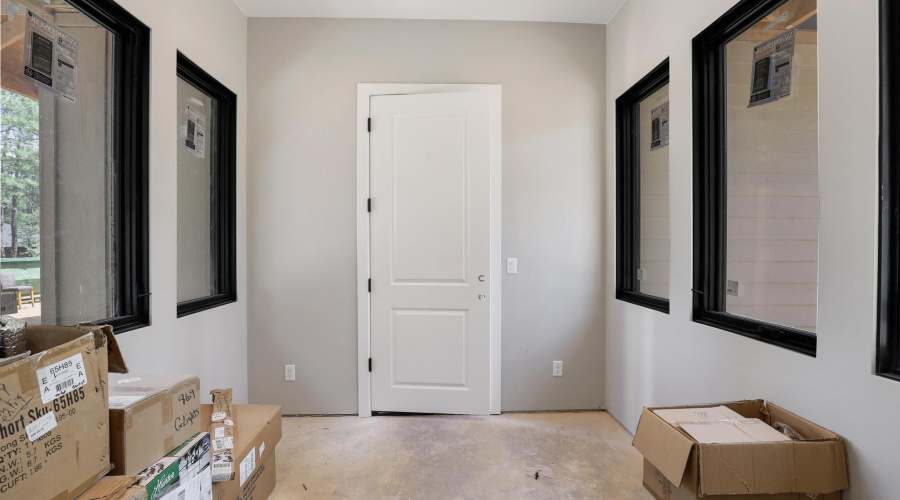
[653,405,744,426]
[200,404,282,500]
[158,465,212,500]
[0,325,127,500]
[136,432,211,500]
[634,400,849,499]
[680,419,791,444]
[109,374,202,475]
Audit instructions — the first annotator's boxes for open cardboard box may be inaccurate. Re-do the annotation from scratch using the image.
[0,324,128,500]
[633,400,848,500]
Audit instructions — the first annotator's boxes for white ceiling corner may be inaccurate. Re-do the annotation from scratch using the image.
[232,0,627,24]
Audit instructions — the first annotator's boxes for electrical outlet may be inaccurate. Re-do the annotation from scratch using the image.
[285,365,296,381]
[507,258,518,274]
[553,361,563,377]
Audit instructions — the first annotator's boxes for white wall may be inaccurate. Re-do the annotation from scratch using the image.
[606,0,898,498]
[247,18,606,414]
[109,0,249,404]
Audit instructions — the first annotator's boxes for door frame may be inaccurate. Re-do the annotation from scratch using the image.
[357,83,502,417]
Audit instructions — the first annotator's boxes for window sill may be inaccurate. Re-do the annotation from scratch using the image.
[693,311,816,357]
[616,290,670,314]
[177,294,237,318]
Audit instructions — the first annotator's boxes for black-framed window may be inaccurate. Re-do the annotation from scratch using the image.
[878,0,900,380]
[693,0,818,356]
[616,59,671,314]
[175,52,237,317]
[0,0,150,333]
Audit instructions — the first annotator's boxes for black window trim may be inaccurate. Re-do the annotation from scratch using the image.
[878,0,900,381]
[67,0,150,333]
[175,52,238,318]
[615,58,671,314]
[692,0,817,357]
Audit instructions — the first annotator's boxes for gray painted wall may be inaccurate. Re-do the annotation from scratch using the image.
[247,18,606,414]
[605,0,898,498]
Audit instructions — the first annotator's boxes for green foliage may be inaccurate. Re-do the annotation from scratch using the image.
[0,89,41,257]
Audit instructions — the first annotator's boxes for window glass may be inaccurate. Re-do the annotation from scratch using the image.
[1,1,118,325]
[637,83,670,299]
[177,77,217,303]
[175,53,235,316]
[723,1,818,332]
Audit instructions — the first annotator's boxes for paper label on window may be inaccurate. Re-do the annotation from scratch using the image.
[183,107,207,158]
[749,29,795,107]
[25,410,56,441]
[211,411,226,422]
[213,437,233,451]
[23,10,79,102]
[650,102,669,150]
[109,395,145,409]
[214,427,225,438]
[259,441,265,458]
[239,447,256,487]
[36,353,87,403]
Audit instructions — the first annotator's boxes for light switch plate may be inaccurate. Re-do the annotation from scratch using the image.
[507,258,518,274]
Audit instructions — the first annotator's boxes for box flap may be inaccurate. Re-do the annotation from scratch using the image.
[633,408,694,486]
[699,440,848,495]
[77,476,144,500]
[24,323,128,372]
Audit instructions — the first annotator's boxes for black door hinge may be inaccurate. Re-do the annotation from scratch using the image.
[368,278,371,292]
[367,198,372,212]
[367,118,371,132]
[368,358,372,372]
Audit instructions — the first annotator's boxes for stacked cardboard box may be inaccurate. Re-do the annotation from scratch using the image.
[633,400,849,500]
[0,324,127,500]
[201,404,282,500]
[108,374,202,475]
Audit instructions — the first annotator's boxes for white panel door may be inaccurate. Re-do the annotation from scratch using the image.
[370,92,491,415]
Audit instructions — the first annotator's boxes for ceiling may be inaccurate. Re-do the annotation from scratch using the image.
[231,0,627,24]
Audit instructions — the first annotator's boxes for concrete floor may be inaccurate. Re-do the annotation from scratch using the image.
[270,411,652,499]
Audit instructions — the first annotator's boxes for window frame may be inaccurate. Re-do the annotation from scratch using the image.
[175,52,238,318]
[692,0,817,356]
[615,58,671,314]
[64,0,151,333]
[878,0,900,380]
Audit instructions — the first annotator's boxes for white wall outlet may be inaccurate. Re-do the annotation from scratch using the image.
[285,364,296,381]
[553,361,563,377]
[507,258,518,274]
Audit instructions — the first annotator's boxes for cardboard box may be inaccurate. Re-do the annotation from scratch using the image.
[109,374,202,475]
[634,400,849,500]
[200,404,282,500]
[0,325,127,500]
[136,432,211,500]
[233,450,276,500]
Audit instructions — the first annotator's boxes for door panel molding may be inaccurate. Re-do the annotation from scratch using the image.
[357,83,502,417]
